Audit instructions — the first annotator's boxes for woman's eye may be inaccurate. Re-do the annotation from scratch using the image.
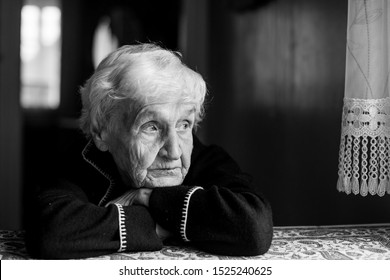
[142,122,158,133]
[177,121,191,131]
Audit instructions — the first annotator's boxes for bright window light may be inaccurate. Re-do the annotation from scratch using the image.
[41,7,61,47]
[20,1,62,109]
[21,5,40,63]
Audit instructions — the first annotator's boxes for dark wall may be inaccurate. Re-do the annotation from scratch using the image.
[0,0,23,229]
[201,0,390,226]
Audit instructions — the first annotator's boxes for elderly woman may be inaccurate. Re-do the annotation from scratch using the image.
[26,43,273,259]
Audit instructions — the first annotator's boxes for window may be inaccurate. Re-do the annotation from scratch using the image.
[20,0,61,109]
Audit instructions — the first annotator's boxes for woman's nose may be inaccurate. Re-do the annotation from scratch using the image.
[159,131,181,160]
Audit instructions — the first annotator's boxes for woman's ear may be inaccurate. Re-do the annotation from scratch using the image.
[91,127,109,152]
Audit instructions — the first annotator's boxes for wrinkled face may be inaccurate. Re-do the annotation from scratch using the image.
[106,101,195,188]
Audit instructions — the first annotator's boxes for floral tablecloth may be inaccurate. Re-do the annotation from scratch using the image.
[1,224,389,260]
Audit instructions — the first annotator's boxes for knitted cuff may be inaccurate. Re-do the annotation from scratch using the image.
[180,186,204,242]
[115,203,127,252]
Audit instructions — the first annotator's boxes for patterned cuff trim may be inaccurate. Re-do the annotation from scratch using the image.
[115,203,127,252]
[180,186,204,242]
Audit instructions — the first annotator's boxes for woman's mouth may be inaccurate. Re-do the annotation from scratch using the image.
[148,167,181,177]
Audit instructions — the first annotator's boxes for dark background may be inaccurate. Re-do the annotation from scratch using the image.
[1,0,390,230]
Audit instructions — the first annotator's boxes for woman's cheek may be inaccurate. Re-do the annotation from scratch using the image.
[129,140,160,186]
[181,136,193,170]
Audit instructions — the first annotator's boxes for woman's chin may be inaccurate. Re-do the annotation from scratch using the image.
[144,176,184,188]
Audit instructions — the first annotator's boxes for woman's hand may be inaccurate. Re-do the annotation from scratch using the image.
[133,188,153,207]
[105,190,139,206]
[107,188,172,240]
[105,188,153,207]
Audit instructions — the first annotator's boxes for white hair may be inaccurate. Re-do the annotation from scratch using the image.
[79,43,207,138]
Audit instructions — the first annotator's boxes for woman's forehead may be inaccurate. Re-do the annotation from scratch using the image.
[134,102,196,122]
[128,86,197,110]
[120,62,203,105]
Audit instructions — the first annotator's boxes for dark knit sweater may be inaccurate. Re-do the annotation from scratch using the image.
[25,136,273,259]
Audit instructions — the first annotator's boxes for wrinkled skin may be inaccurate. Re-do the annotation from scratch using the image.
[103,101,195,188]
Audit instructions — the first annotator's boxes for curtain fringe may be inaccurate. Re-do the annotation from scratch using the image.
[338,133,390,197]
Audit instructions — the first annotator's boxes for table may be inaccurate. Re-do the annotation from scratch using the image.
[1,224,389,260]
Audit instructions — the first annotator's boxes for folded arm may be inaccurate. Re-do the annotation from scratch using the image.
[26,181,162,259]
[144,144,273,256]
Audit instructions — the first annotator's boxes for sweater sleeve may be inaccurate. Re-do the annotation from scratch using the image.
[26,180,162,259]
[148,143,273,256]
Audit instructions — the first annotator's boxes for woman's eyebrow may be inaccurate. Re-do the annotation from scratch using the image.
[133,111,157,125]
[133,104,196,125]
[180,108,196,119]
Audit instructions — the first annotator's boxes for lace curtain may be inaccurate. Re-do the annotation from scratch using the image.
[338,0,390,196]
